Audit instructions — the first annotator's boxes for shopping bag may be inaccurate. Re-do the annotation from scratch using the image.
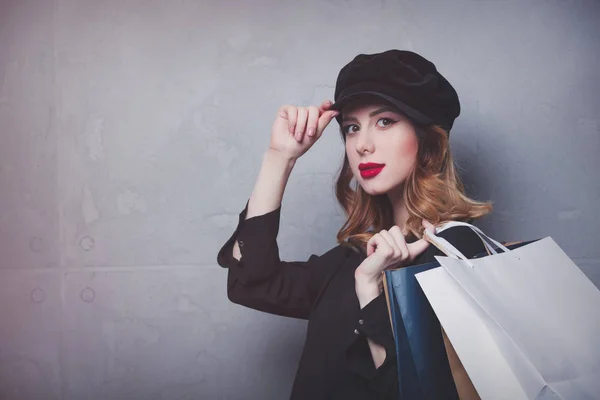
[383,262,461,400]
[416,222,600,400]
[382,230,518,400]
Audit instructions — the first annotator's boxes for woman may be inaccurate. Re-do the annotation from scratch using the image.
[217,50,492,399]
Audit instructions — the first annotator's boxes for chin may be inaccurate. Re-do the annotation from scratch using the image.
[357,181,393,196]
[356,173,407,197]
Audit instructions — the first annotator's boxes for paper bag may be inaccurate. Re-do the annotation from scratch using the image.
[416,222,600,399]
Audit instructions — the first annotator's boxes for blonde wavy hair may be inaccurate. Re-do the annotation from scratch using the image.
[335,124,492,249]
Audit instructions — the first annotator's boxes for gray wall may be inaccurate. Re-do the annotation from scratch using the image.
[1,0,598,399]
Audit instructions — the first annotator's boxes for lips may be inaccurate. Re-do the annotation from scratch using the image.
[358,163,385,179]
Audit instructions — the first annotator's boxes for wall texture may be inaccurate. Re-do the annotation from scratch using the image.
[0,0,598,399]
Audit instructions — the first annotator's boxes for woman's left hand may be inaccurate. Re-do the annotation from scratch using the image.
[354,221,435,303]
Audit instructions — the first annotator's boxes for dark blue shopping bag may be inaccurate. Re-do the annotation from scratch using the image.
[383,261,459,400]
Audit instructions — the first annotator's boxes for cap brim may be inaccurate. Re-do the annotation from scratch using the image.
[330,91,433,125]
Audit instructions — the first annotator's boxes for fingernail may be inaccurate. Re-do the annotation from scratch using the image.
[307,128,315,137]
[289,125,295,134]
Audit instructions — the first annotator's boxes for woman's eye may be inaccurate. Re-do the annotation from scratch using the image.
[376,118,396,127]
[342,124,359,135]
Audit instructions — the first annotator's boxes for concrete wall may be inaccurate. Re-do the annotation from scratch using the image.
[0,0,598,398]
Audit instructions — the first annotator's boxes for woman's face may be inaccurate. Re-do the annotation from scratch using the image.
[342,102,419,196]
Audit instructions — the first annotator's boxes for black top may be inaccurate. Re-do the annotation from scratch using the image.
[216,203,487,400]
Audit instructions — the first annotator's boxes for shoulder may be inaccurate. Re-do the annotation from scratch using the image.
[434,225,488,259]
[416,225,488,264]
[437,224,480,244]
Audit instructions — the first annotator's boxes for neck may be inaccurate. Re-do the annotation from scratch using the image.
[387,185,410,234]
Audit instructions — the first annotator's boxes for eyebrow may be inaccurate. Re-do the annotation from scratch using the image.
[341,107,399,123]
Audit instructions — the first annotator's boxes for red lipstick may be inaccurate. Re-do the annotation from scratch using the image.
[358,163,385,179]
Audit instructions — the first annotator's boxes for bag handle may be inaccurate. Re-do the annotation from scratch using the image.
[434,221,511,254]
[424,230,476,267]
[424,221,513,268]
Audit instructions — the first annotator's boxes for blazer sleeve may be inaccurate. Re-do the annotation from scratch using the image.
[344,224,488,396]
[216,202,340,320]
[346,292,399,398]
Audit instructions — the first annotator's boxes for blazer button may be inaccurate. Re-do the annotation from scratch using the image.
[358,319,364,325]
[354,329,360,335]
[238,240,245,248]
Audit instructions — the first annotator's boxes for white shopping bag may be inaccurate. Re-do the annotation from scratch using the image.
[415,222,600,400]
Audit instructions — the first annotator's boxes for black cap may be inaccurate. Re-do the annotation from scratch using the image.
[330,50,461,132]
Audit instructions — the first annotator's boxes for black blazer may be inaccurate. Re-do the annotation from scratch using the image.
[217,203,487,400]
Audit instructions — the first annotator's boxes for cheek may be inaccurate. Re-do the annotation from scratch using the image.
[345,141,357,166]
[389,130,419,164]
[403,135,419,162]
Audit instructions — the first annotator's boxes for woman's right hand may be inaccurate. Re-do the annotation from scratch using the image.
[269,100,339,160]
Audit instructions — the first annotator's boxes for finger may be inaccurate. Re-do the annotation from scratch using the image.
[295,107,308,142]
[407,238,431,260]
[377,230,396,248]
[316,110,339,139]
[366,234,378,257]
[318,100,333,114]
[388,226,409,260]
[367,233,390,257]
[378,230,400,259]
[306,106,320,137]
[277,105,290,120]
[422,220,436,236]
[287,106,298,136]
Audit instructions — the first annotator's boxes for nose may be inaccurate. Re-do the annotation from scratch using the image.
[355,128,375,155]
